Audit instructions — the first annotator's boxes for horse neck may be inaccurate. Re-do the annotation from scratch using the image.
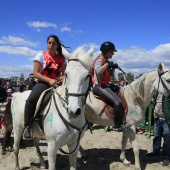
[143,71,158,106]
[123,71,157,109]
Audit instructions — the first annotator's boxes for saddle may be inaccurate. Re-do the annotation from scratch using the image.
[30,87,53,135]
[93,92,128,120]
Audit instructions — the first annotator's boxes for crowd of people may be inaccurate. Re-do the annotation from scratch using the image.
[0,34,169,166]
[0,74,37,104]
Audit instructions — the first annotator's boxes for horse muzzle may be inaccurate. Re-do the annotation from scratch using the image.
[67,107,82,118]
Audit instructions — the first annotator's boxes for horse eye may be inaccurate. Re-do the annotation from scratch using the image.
[84,74,90,80]
[166,79,170,82]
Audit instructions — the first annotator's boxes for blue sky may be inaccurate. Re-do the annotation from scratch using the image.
[0,0,170,79]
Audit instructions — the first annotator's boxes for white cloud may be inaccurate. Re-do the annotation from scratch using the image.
[0,46,39,56]
[0,35,38,47]
[112,43,170,75]
[27,21,57,29]
[60,26,71,32]
[0,65,33,79]
[1,43,170,78]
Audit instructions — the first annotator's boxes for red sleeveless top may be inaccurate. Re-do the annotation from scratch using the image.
[41,51,65,80]
[92,56,110,85]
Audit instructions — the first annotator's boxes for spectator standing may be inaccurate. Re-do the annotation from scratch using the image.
[119,80,125,87]
[3,81,14,100]
[146,93,170,166]
[0,79,6,103]
[6,88,13,103]
[24,73,37,89]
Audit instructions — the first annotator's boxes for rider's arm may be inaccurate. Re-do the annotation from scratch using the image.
[95,59,108,75]
[33,61,57,87]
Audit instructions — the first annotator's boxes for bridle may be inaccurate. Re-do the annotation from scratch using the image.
[52,58,92,154]
[153,71,170,104]
[158,71,170,96]
[65,58,91,105]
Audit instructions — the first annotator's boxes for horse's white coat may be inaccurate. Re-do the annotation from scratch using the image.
[83,62,170,170]
[11,45,94,170]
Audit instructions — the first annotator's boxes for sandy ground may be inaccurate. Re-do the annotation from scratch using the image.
[0,125,170,170]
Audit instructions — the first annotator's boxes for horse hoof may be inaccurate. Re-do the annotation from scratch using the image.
[8,148,14,152]
[123,159,131,166]
[1,150,6,155]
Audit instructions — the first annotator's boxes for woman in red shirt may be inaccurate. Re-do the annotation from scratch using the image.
[23,35,67,140]
[91,41,123,129]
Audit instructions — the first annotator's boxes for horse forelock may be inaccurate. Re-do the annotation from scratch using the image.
[71,46,93,71]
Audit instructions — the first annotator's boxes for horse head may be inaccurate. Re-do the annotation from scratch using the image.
[61,45,94,118]
[154,62,170,96]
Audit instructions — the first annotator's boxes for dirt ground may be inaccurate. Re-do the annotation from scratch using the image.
[0,125,169,170]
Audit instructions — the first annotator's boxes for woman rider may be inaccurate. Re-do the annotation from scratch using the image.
[91,41,123,129]
[23,35,67,140]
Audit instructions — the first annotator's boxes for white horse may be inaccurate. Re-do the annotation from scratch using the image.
[81,62,170,170]
[11,45,94,170]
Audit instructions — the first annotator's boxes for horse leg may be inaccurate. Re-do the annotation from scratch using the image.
[120,129,131,166]
[128,126,141,170]
[79,144,87,158]
[13,128,23,170]
[33,137,46,169]
[68,143,80,170]
[47,141,57,170]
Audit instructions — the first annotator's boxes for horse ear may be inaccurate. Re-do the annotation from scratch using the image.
[158,62,166,74]
[87,44,95,57]
[61,46,71,60]
[158,62,164,74]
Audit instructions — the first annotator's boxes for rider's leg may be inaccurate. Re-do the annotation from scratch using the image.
[23,100,36,140]
[105,88,123,127]
[93,85,123,127]
[23,82,50,140]
[107,84,124,127]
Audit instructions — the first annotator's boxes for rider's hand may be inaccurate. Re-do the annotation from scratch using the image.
[112,63,119,69]
[48,79,57,87]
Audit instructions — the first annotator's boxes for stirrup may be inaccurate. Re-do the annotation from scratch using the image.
[112,123,131,132]
[22,127,33,140]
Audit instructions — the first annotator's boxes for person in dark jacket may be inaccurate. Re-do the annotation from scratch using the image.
[0,79,6,103]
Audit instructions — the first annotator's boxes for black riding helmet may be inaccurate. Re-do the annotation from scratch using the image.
[100,41,117,53]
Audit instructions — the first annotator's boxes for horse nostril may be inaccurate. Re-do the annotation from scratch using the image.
[75,108,81,116]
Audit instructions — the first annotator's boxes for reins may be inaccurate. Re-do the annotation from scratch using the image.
[65,58,91,105]
[50,58,91,155]
[52,91,86,154]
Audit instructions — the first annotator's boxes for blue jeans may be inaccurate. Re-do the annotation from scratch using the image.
[153,118,170,160]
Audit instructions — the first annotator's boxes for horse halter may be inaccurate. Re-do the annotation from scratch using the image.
[65,58,91,105]
[158,71,170,96]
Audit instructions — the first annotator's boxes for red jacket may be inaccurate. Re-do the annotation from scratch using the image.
[92,56,110,85]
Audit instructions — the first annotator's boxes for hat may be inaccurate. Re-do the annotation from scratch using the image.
[100,41,117,52]
[7,88,12,93]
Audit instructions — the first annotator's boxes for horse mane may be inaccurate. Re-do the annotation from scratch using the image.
[123,74,147,101]
[71,46,93,71]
